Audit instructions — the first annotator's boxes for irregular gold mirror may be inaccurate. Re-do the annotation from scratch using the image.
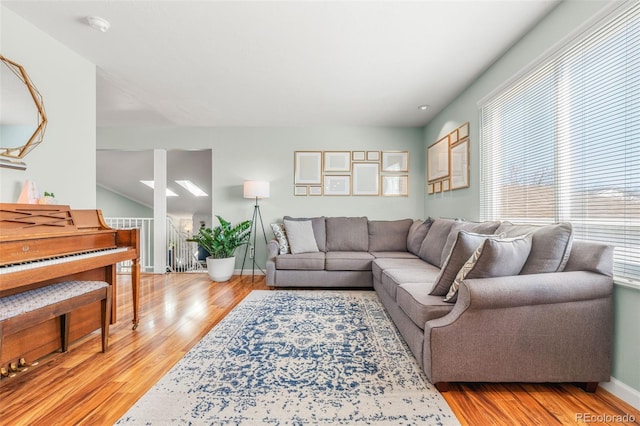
[0,55,47,169]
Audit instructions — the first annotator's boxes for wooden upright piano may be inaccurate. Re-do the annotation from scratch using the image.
[0,203,140,367]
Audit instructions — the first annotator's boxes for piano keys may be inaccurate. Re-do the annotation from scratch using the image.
[0,203,140,368]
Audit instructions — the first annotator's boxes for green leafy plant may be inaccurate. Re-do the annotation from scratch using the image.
[187,215,252,259]
[44,191,55,197]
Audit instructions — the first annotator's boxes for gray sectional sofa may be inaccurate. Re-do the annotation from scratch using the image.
[266,216,614,391]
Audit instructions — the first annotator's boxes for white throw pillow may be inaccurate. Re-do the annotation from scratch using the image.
[284,219,319,254]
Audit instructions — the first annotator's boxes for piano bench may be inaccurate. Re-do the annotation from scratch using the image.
[0,280,112,364]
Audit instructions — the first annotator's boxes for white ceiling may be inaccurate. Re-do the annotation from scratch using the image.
[3,0,560,216]
[3,0,560,128]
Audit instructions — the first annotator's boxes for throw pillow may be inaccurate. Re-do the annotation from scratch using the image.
[283,216,327,252]
[417,218,457,266]
[284,219,320,254]
[443,234,533,303]
[496,221,573,274]
[270,223,290,255]
[439,220,501,267]
[429,231,493,296]
[406,218,433,256]
[520,222,573,274]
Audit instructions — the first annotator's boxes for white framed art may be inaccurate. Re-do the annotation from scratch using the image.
[352,163,380,195]
[294,151,322,184]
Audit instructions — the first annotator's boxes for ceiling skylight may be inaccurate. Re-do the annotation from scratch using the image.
[175,180,208,197]
[140,180,178,197]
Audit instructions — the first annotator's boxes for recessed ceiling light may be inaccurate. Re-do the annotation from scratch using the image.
[418,105,430,111]
[140,180,178,197]
[86,16,111,32]
[175,180,208,197]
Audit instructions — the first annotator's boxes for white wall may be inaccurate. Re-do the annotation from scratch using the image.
[96,185,153,218]
[0,6,96,207]
[98,126,426,267]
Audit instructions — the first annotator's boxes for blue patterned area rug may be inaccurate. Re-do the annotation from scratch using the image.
[117,290,459,425]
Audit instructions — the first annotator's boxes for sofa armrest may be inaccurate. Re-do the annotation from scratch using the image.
[457,270,612,311]
[267,239,280,260]
[423,271,613,384]
[266,239,280,286]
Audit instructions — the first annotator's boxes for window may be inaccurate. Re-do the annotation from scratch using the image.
[480,3,640,284]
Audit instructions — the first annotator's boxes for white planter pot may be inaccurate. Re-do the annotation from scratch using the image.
[206,256,235,282]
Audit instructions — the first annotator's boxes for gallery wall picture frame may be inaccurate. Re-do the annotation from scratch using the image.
[434,181,442,193]
[324,151,351,172]
[382,151,409,172]
[352,151,366,161]
[352,162,380,195]
[382,175,409,196]
[294,186,308,196]
[427,136,450,182]
[458,122,469,139]
[442,179,451,192]
[450,139,470,190]
[294,151,322,184]
[427,183,434,195]
[324,175,351,196]
[367,151,380,161]
[309,186,322,196]
[450,129,459,144]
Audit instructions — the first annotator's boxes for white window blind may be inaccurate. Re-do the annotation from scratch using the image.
[480,3,640,284]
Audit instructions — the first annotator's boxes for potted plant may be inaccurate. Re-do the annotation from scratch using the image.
[188,215,251,282]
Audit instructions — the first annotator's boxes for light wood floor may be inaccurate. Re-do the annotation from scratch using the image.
[1,273,638,425]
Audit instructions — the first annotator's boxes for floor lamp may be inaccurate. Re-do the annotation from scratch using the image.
[240,180,269,282]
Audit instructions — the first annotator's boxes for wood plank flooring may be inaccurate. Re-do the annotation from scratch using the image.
[1,273,638,425]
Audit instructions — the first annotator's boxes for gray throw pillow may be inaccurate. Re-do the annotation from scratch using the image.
[439,220,501,267]
[368,219,414,252]
[520,222,573,274]
[406,218,433,256]
[417,218,457,266]
[429,231,492,296]
[283,216,326,251]
[284,219,319,254]
[326,217,369,251]
[444,234,533,303]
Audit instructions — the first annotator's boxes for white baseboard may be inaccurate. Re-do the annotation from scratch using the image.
[600,376,640,410]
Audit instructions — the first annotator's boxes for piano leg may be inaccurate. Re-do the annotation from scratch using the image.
[131,259,140,330]
[60,313,70,352]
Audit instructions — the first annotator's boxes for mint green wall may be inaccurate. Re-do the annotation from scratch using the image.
[98,126,425,268]
[423,0,639,395]
[96,185,153,218]
[0,6,96,207]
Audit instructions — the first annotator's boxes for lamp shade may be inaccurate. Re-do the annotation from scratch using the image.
[243,180,270,199]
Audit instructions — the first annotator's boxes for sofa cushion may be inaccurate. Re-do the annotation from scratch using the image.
[270,223,290,255]
[325,251,374,271]
[370,252,419,259]
[496,221,573,274]
[406,218,433,256]
[429,231,493,296]
[284,219,319,254]
[284,216,327,251]
[417,218,456,267]
[368,219,414,252]
[326,217,369,251]
[444,234,533,302]
[381,267,440,301]
[275,252,325,270]
[439,220,501,267]
[397,282,455,329]
[372,258,432,282]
